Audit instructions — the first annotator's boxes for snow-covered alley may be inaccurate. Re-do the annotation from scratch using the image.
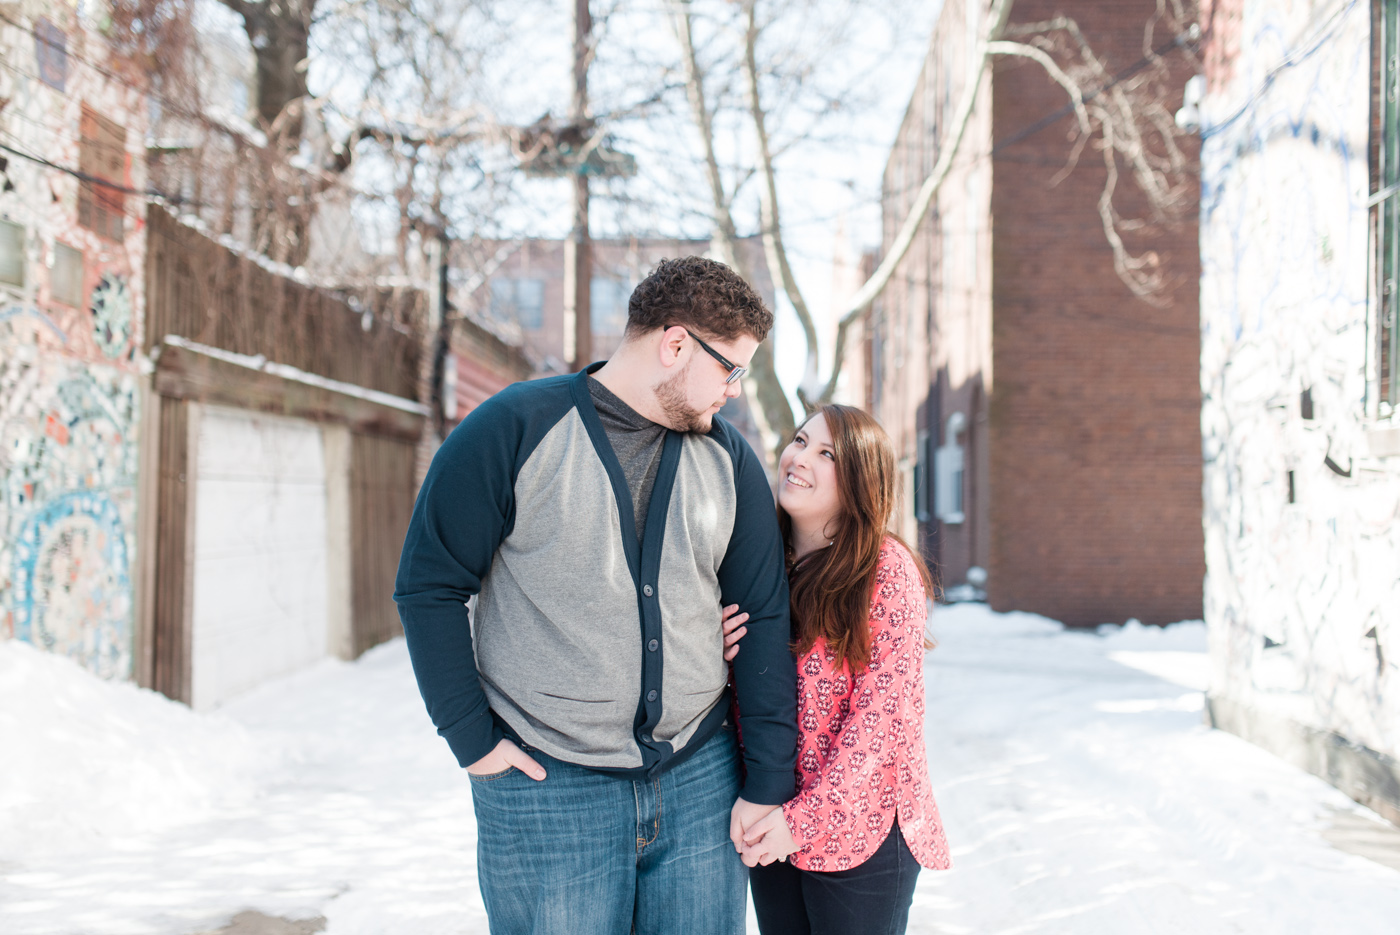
[4,604,1400,935]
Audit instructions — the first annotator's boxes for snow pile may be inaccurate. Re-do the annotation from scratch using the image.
[0,639,266,859]
[1098,617,1211,691]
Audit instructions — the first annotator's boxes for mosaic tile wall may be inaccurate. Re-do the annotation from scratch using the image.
[0,4,147,679]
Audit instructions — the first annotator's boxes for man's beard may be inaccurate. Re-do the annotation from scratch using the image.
[655,362,715,433]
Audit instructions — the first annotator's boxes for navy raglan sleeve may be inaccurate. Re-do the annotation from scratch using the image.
[394,393,523,769]
[716,428,799,805]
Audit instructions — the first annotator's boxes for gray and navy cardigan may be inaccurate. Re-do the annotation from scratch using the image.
[394,365,799,805]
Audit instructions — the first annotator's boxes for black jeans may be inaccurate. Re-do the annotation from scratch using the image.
[749,823,922,935]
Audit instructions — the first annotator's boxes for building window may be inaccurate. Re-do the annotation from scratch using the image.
[35,18,67,91]
[934,412,966,525]
[1378,0,1400,413]
[590,277,631,335]
[490,277,545,330]
[51,242,83,307]
[78,106,126,242]
[914,429,931,523]
[0,219,24,288]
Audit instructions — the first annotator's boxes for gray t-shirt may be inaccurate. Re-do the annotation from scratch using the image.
[588,377,667,542]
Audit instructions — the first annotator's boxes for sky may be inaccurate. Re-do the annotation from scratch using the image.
[480,0,945,395]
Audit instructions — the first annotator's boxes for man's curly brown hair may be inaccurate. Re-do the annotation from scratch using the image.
[625,256,773,342]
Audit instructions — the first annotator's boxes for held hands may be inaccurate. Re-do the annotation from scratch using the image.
[466,738,546,781]
[730,798,800,867]
[724,607,793,865]
[721,604,749,661]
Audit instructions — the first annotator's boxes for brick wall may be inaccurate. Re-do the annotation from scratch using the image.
[987,0,1203,625]
[873,0,1203,623]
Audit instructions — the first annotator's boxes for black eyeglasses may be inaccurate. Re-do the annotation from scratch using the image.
[682,328,748,384]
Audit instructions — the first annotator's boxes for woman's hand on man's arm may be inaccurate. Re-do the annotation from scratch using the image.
[721,603,749,661]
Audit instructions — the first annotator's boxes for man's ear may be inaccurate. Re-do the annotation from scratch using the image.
[658,325,688,369]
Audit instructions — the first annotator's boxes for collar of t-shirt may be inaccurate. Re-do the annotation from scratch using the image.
[587,377,667,542]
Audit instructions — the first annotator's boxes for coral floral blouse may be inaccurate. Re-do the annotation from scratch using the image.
[781,537,951,872]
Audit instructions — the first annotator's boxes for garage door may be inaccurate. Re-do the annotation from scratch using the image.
[190,406,328,709]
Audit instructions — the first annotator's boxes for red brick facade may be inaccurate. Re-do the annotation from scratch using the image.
[455,237,774,458]
[867,0,1204,625]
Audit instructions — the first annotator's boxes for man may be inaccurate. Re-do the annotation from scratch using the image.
[394,256,799,935]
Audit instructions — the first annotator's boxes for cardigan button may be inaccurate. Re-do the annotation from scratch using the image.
[648,639,659,651]
[647,690,658,702]
[643,584,654,597]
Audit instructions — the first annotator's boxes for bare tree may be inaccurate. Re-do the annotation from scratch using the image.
[137,0,519,277]
[670,0,1199,458]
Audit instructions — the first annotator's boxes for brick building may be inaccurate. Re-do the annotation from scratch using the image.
[454,237,775,457]
[865,0,1203,625]
[442,315,534,428]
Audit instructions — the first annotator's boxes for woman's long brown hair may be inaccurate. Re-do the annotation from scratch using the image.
[779,404,937,673]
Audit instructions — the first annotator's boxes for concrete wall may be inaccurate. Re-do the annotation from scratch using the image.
[1199,0,1400,796]
[0,4,148,679]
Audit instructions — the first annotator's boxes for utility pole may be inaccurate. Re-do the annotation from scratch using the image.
[563,0,592,371]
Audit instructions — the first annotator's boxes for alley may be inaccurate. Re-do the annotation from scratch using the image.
[3,604,1397,935]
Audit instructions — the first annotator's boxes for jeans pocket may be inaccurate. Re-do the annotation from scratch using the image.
[468,766,519,782]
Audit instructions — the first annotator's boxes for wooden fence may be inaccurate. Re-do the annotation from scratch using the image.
[145,205,419,399]
[349,433,417,656]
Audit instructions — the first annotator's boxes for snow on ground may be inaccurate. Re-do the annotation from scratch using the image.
[915,606,1400,934]
[2,604,1398,934]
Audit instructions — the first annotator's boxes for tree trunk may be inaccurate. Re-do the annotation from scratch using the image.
[669,0,794,466]
[220,0,316,266]
[222,0,313,138]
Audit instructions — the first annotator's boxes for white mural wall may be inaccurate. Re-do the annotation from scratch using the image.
[1199,0,1400,761]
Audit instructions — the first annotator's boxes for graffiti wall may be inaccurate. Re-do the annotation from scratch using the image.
[1199,0,1400,759]
[0,3,147,679]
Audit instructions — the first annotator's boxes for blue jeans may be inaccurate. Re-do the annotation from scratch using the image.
[469,725,747,935]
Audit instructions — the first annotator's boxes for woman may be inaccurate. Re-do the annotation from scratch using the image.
[722,404,950,935]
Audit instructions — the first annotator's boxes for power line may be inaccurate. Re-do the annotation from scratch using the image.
[0,9,258,150]
[0,139,189,202]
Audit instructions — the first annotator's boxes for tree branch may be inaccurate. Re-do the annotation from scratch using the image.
[986,40,1091,140]
[668,0,741,268]
[743,0,819,405]
[670,0,793,462]
[816,0,1014,403]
